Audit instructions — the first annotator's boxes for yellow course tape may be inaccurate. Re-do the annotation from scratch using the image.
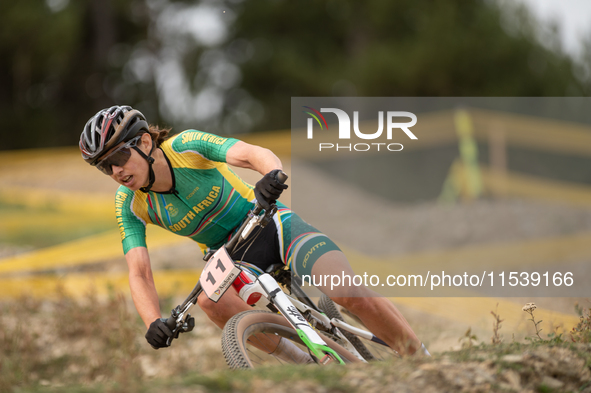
[339,231,591,283]
[294,108,591,161]
[0,236,581,337]
[482,168,591,208]
[0,209,112,233]
[0,185,113,216]
[0,270,577,336]
[1,127,588,337]
[0,270,201,300]
[10,225,588,280]
[340,245,583,334]
[471,108,591,157]
[392,297,581,336]
[0,228,187,275]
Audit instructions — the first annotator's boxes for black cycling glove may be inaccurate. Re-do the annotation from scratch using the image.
[254,169,288,211]
[145,318,173,349]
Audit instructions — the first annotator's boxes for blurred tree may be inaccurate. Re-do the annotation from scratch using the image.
[0,0,159,150]
[0,0,588,149]
[224,0,586,132]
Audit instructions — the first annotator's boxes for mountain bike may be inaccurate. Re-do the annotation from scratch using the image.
[162,172,398,369]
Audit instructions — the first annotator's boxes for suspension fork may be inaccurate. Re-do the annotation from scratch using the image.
[244,273,345,364]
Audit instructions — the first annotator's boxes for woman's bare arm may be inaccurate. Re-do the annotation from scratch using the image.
[126,246,163,328]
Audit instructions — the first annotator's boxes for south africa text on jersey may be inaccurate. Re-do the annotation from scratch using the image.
[181,132,228,145]
[168,186,221,232]
[115,191,129,238]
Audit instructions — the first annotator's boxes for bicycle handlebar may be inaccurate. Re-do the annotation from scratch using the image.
[165,314,178,331]
[275,170,288,184]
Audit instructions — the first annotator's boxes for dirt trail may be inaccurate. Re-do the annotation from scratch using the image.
[1,148,590,354]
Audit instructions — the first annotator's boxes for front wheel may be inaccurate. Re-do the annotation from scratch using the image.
[221,310,360,369]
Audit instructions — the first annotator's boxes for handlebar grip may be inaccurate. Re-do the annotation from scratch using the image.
[275,170,288,184]
[164,316,177,331]
[164,316,178,347]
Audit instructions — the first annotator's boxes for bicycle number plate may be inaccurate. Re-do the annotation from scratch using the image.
[200,246,241,303]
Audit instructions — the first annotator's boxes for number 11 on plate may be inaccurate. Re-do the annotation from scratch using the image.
[200,246,241,303]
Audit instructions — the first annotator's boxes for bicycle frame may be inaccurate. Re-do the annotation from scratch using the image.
[164,172,389,364]
[240,271,394,361]
[240,272,347,364]
[164,212,347,363]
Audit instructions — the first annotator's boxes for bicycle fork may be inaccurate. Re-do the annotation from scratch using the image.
[244,273,345,365]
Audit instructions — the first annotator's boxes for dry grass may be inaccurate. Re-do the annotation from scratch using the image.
[0,288,142,392]
[2,293,591,393]
[571,302,591,343]
[0,287,225,393]
[490,303,503,345]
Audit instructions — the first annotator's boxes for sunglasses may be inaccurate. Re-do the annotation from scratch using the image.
[95,136,141,175]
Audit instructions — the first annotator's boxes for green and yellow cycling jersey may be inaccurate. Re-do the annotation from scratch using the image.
[115,130,255,255]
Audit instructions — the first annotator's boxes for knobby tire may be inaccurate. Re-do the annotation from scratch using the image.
[317,294,377,361]
[221,310,360,369]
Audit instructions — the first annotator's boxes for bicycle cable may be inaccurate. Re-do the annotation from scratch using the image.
[232,225,264,265]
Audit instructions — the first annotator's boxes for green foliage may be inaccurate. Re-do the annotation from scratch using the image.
[544,332,564,344]
[227,0,586,131]
[458,327,478,349]
[1,0,589,148]
[0,0,158,150]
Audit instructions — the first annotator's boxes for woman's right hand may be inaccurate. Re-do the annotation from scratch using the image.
[145,318,173,349]
[254,169,288,210]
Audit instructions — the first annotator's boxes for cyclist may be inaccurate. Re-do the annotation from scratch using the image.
[79,105,429,357]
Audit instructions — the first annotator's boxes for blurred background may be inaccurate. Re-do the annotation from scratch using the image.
[2,0,591,390]
[3,0,591,149]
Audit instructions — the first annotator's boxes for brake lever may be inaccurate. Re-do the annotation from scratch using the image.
[241,202,276,239]
[260,204,277,227]
[165,306,196,346]
[165,314,195,346]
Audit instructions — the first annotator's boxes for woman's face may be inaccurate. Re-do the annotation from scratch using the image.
[107,133,152,191]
